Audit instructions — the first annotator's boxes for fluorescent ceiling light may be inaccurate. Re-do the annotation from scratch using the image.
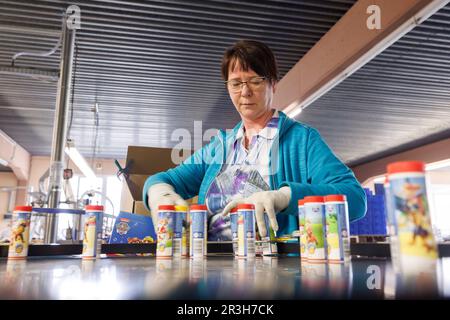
[0,158,8,166]
[372,175,386,184]
[425,159,450,171]
[64,146,96,179]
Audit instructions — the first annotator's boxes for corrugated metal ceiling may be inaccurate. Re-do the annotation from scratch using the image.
[299,2,450,166]
[0,0,357,161]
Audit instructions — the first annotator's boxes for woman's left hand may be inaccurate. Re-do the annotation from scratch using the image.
[222,186,291,238]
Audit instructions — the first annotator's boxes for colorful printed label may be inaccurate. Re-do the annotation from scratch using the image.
[173,211,183,256]
[8,211,31,259]
[156,211,174,257]
[298,205,307,260]
[237,210,255,257]
[301,262,328,290]
[389,174,438,262]
[327,263,350,297]
[304,203,327,261]
[189,210,207,258]
[262,213,277,255]
[325,202,350,262]
[109,211,155,245]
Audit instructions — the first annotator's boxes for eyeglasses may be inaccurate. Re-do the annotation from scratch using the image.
[225,76,266,93]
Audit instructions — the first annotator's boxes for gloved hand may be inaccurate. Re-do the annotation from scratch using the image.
[147,183,188,233]
[222,186,291,238]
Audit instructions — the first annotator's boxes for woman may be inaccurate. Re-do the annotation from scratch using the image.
[143,40,367,240]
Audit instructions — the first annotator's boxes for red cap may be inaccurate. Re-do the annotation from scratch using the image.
[158,205,175,211]
[237,204,255,210]
[85,205,104,211]
[190,204,207,211]
[298,199,306,206]
[324,195,346,202]
[387,161,425,174]
[303,196,324,203]
[230,207,238,213]
[14,205,32,212]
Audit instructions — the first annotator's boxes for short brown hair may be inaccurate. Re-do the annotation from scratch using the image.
[221,40,278,84]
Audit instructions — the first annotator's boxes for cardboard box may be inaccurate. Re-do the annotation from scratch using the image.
[123,146,196,215]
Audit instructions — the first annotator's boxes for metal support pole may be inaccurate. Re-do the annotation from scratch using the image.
[45,17,76,244]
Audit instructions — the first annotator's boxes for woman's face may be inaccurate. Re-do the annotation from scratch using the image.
[227,63,276,122]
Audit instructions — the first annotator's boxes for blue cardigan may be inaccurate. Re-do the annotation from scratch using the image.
[143,111,367,236]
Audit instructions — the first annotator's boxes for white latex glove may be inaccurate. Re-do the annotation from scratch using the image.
[222,186,291,238]
[147,183,188,233]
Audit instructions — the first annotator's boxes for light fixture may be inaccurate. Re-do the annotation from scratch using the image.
[64,141,96,180]
[286,0,449,118]
[0,158,8,166]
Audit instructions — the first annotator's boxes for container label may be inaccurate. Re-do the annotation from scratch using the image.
[231,213,238,255]
[262,213,277,255]
[182,212,189,256]
[173,211,185,256]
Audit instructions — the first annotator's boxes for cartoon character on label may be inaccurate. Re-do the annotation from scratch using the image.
[399,181,434,252]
